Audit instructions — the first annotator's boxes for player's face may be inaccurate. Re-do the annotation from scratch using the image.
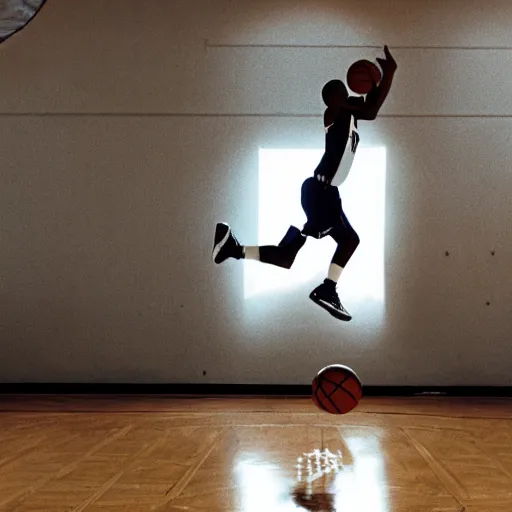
[330,84,348,108]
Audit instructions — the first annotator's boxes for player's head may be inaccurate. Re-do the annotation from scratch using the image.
[322,80,348,107]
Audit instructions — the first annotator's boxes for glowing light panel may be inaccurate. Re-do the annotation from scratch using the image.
[243,147,386,303]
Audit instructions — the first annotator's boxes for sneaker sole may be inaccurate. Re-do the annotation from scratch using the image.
[212,223,231,264]
[309,292,352,321]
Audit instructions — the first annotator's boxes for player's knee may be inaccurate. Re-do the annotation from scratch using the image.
[277,226,306,269]
[351,232,360,248]
[278,225,303,247]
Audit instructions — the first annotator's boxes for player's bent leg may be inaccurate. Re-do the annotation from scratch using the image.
[259,226,306,269]
[309,222,359,322]
[331,230,360,268]
[213,223,306,269]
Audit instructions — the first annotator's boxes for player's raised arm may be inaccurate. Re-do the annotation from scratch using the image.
[345,46,397,120]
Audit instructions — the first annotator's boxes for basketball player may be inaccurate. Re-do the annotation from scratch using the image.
[213,46,397,321]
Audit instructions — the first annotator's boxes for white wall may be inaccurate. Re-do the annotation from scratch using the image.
[0,0,511,385]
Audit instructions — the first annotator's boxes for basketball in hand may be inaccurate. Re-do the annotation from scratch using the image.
[346,59,382,94]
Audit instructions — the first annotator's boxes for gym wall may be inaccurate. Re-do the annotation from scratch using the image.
[0,0,510,385]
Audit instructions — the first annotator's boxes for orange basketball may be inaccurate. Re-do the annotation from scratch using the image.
[346,59,381,94]
[312,364,363,414]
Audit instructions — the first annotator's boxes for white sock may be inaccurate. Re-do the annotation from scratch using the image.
[244,246,260,261]
[327,263,343,283]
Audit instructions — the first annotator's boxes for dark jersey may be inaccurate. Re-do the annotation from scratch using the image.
[313,108,360,187]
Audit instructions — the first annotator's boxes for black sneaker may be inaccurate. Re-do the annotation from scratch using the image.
[212,222,243,264]
[309,279,352,321]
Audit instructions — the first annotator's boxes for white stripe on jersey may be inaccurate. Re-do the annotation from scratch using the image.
[330,115,359,187]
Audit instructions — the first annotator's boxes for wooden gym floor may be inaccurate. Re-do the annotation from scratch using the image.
[0,395,511,511]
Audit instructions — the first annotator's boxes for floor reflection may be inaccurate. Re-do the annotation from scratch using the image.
[292,447,342,511]
[235,428,388,512]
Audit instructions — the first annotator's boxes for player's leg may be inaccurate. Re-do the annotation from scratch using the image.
[300,176,334,238]
[212,223,306,269]
[328,207,360,284]
[246,225,307,269]
[213,177,313,268]
[309,198,359,321]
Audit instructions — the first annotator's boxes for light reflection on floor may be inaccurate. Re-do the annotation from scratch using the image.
[235,429,388,512]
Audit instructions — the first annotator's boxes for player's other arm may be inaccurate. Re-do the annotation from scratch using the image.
[345,45,397,121]
[324,108,335,130]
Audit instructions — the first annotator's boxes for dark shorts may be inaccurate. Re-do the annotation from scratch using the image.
[300,177,342,236]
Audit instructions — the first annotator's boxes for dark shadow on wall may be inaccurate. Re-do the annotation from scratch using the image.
[0,0,46,44]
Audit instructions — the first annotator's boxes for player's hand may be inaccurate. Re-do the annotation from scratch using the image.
[376,45,397,74]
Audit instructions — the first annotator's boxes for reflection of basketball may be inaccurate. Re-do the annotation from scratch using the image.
[346,59,381,94]
[312,364,363,414]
